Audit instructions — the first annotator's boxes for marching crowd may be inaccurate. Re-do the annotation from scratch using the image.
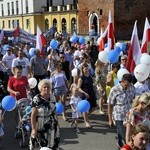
[0,32,150,150]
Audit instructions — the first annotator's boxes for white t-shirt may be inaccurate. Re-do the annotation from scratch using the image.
[2,53,16,69]
[12,57,30,77]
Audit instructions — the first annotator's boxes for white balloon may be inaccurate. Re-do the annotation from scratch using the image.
[117,68,129,81]
[140,53,150,67]
[104,47,110,54]
[134,64,149,82]
[71,68,78,77]
[40,147,51,150]
[98,51,109,63]
[28,78,37,89]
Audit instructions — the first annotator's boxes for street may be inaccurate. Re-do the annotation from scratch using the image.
[2,104,117,150]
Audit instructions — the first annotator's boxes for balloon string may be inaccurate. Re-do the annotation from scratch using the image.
[2,110,6,119]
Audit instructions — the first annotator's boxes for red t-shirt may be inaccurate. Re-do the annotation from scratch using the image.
[8,76,28,100]
[121,144,132,150]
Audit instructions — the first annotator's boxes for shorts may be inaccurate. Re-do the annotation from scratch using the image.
[53,85,68,97]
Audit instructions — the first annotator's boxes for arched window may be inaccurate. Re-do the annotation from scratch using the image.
[53,18,57,27]
[45,19,49,31]
[71,18,76,34]
[61,18,66,31]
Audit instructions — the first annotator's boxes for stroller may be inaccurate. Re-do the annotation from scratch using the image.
[15,98,31,148]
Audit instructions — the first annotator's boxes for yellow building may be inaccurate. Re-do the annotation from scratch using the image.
[0,0,78,35]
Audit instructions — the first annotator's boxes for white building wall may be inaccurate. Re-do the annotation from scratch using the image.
[0,0,47,16]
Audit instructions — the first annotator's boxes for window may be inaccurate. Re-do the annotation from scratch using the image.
[100,9,102,15]
[61,18,66,31]
[12,2,14,15]
[26,0,28,13]
[26,19,29,28]
[17,20,19,26]
[12,20,14,28]
[2,21,5,28]
[1,4,4,16]
[8,20,11,28]
[53,18,57,27]
[16,1,19,14]
[47,0,53,6]
[7,3,10,15]
[45,19,49,31]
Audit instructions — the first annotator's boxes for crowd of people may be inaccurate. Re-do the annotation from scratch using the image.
[0,32,150,150]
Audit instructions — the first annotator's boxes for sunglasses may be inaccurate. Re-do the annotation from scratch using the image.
[121,59,126,61]
[60,56,65,58]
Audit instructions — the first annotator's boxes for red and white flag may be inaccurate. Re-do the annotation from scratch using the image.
[0,28,4,44]
[107,10,115,51]
[14,26,20,38]
[126,21,142,72]
[36,25,47,57]
[98,27,108,51]
[141,17,150,53]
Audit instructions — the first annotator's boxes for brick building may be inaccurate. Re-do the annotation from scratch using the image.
[78,0,150,40]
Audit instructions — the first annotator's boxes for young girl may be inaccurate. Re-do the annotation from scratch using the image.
[70,87,82,134]
[121,123,150,150]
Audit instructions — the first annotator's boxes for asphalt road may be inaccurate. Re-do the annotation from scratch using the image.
[2,104,117,150]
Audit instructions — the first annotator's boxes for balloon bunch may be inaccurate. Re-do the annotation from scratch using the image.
[134,53,150,82]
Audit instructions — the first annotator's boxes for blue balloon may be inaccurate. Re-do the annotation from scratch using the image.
[50,39,58,49]
[79,37,86,44]
[55,102,64,114]
[2,96,16,111]
[29,48,36,57]
[114,46,121,53]
[108,49,120,64]
[70,36,78,43]
[120,43,126,51]
[77,100,90,112]
[2,44,10,55]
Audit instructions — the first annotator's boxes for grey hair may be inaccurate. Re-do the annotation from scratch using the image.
[38,79,51,92]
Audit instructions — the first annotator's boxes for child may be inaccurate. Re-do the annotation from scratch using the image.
[22,105,32,132]
[121,123,150,150]
[70,87,82,134]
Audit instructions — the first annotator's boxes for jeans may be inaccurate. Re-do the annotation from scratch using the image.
[115,120,126,148]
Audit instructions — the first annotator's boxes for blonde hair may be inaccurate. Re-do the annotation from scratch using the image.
[132,92,150,108]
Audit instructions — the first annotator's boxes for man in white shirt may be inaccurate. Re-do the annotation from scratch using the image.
[2,47,16,76]
[12,50,31,77]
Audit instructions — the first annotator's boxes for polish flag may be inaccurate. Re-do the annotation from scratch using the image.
[107,10,115,51]
[14,26,20,38]
[141,17,150,53]
[126,21,142,73]
[98,27,108,51]
[0,28,4,44]
[36,25,47,57]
